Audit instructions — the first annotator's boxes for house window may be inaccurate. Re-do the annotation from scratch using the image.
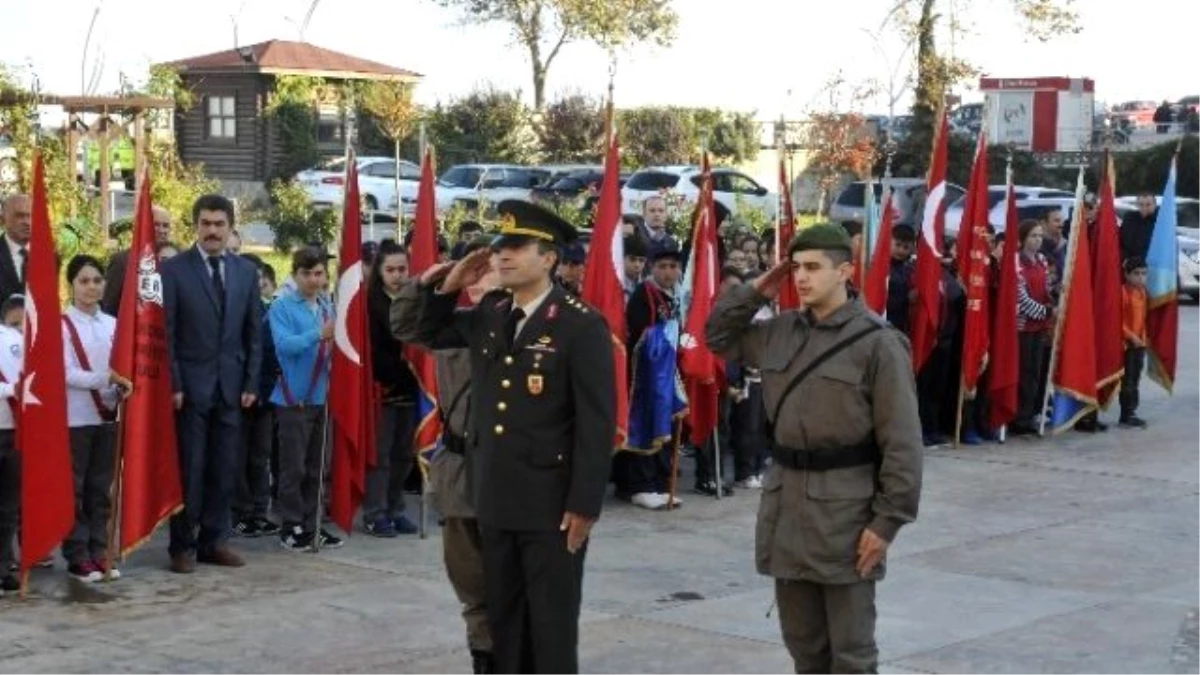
[315,105,344,145]
[207,95,236,140]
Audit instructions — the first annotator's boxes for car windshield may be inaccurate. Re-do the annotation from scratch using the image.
[836,183,884,206]
[1178,202,1199,229]
[626,171,680,191]
[314,157,347,172]
[439,166,482,188]
[548,177,585,191]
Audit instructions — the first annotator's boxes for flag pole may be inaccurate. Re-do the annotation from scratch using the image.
[712,429,724,501]
[666,417,683,512]
[104,404,126,579]
[311,404,330,553]
[417,126,430,541]
[953,376,965,448]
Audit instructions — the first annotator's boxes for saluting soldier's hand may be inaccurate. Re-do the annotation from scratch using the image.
[752,260,798,301]
[438,248,492,294]
[855,528,889,578]
[560,512,595,554]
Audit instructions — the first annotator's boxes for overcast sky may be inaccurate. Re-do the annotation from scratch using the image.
[0,0,1192,119]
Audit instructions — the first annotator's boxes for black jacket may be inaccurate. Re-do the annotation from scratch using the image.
[886,257,914,334]
[369,285,419,404]
[413,283,616,531]
[1119,208,1158,262]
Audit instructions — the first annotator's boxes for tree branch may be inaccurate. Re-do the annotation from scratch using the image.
[543,25,572,72]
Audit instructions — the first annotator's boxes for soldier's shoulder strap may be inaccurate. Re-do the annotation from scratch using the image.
[769,323,883,427]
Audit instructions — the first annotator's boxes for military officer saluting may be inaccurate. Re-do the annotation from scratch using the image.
[705,223,923,674]
[414,200,616,674]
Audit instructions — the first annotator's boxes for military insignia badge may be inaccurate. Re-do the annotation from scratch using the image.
[527,374,544,395]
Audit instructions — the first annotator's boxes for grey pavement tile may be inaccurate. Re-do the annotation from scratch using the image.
[904,520,1196,596]
[894,599,1198,674]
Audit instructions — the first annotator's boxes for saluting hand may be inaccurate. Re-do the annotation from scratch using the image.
[752,260,798,301]
[419,261,455,287]
[560,512,595,554]
[438,248,493,294]
[855,528,889,578]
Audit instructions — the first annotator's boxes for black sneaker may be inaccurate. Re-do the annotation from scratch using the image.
[1119,416,1148,429]
[254,517,280,536]
[694,481,734,497]
[317,529,344,549]
[233,518,263,538]
[279,525,313,551]
[0,574,18,594]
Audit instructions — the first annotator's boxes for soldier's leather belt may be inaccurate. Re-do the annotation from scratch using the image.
[771,441,878,472]
[443,432,467,455]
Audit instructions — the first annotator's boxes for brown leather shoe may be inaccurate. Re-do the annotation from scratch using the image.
[197,545,245,567]
[169,552,195,574]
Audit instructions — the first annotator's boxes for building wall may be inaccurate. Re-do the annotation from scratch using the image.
[176,73,266,183]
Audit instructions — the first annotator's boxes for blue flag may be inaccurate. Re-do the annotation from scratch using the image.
[626,320,688,453]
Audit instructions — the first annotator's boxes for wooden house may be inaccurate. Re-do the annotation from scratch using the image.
[158,39,420,189]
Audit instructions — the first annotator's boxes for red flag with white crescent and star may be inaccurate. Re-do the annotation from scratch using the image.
[18,153,75,573]
[329,150,377,534]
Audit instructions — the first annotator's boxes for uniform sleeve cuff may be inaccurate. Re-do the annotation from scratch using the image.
[868,516,903,543]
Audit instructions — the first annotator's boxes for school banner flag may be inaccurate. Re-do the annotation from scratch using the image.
[988,177,1021,430]
[406,146,445,468]
[1047,170,1098,433]
[1091,152,1125,406]
[111,171,183,556]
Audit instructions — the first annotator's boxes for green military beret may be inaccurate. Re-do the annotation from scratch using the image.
[786,222,853,257]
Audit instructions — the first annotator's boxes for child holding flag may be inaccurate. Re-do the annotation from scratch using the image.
[270,246,341,551]
[61,255,131,582]
[0,294,22,594]
[1120,257,1150,428]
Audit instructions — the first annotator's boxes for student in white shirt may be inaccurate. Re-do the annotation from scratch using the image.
[0,294,23,594]
[61,255,130,583]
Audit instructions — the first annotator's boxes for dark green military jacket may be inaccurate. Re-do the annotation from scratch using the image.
[706,285,923,584]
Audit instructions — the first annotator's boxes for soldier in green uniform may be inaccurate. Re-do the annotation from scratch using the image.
[414,200,616,674]
[705,224,923,674]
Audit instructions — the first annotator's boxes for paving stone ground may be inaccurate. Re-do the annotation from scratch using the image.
[2,308,1197,673]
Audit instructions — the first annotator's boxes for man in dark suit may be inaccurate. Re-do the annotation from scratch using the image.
[0,194,32,303]
[162,194,263,573]
[102,205,173,315]
[414,200,616,674]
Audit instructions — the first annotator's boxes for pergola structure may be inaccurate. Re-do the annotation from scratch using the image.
[0,92,174,240]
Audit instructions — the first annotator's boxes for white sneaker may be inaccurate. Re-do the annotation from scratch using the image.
[658,493,683,507]
[631,492,669,510]
[735,476,763,489]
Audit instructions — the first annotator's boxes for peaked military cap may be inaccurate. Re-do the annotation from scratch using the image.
[786,222,853,257]
[491,200,578,249]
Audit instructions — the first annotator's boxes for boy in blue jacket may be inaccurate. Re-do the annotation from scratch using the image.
[269,247,341,551]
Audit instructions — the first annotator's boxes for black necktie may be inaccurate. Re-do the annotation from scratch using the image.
[505,308,525,347]
[17,247,26,284]
[208,256,225,313]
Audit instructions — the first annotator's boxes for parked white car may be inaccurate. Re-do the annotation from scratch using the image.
[434,164,551,212]
[295,155,421,216]
[944,185,1074,234]
[620,165,777,222]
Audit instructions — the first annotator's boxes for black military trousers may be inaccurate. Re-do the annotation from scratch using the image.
[480,526,587,674]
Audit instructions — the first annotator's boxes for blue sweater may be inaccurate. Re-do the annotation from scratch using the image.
[268,289,333,407]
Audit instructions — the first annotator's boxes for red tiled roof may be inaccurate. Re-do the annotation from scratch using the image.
[160,40,421,80]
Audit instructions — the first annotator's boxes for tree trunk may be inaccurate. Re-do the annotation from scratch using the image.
[532,63,547,110]
[911,0,940,160]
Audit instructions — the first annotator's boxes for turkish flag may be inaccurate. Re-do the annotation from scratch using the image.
[581,130,629,447]
[111,171,182,557]
[19,154,74,572]
[988,180,1021,430]
[329,151,377,534]
[910,109,950,372]
[960,132,991,395]
[775,159,801,311]
[680,154,722,446]
[407,147,444,460]
[863,191,895,315]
